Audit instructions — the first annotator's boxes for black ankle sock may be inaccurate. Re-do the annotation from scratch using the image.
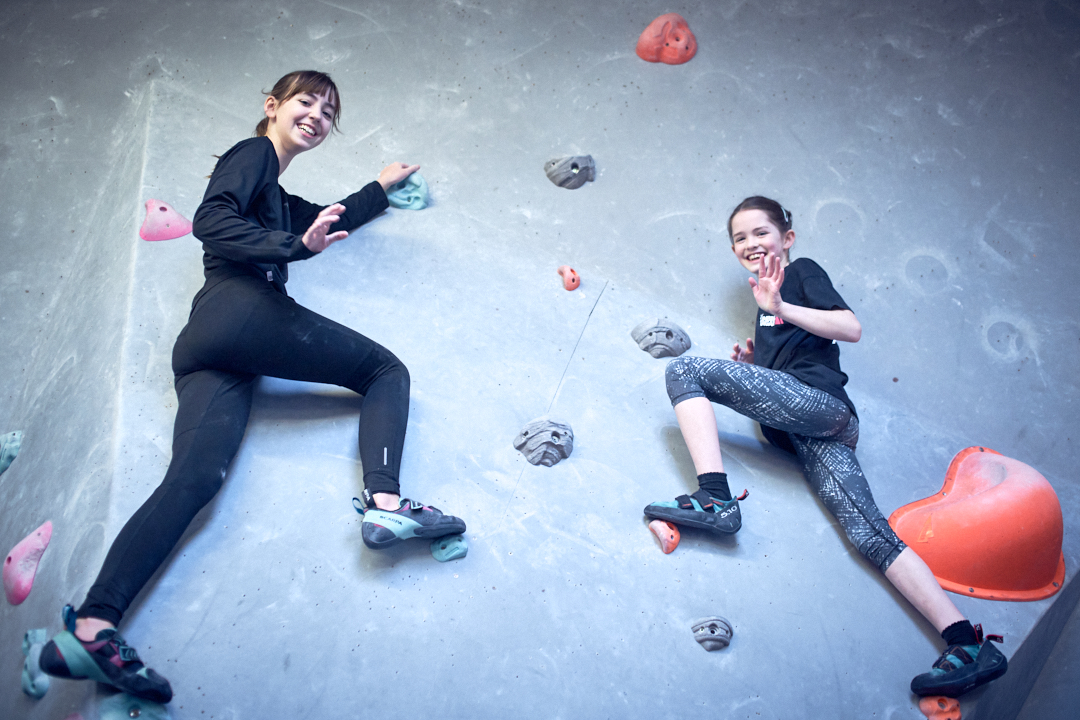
[697,472,731,502]
[941,620,978,647]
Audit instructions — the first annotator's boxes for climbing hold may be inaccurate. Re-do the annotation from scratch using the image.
[919,696,961,720]
[21,628,50,698]
[889,447,1065,601]
[430,534,468,562]
[691,616,733,651]
[138,199,192,242]
[1,430,22,475]
[545,156,595,190]
[98,692,169,720]
[649,519,680,554]
[514,418,574,467]
[636,13,697,65]
[557,265,580,291]
[4,520,52,605]
[386,172,429,210]
[631,318,692,358]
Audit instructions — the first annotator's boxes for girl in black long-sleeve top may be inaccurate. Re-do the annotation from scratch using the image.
[41,70,465,703]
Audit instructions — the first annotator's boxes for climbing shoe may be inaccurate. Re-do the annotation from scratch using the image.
[911,624,1007,697]
[38,605,173,703]
[643,488,746,535]
[354,495,466,550]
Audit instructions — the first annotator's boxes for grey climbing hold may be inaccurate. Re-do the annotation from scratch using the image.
[21,628,49,698]
[631,318,692,358]
[98,691,169,720]
[430,534,468,562]
[692,616,733,651]
[514,417,574,467]
[545,156,595,190]
[386,172,429,210]
[1,430,22,476]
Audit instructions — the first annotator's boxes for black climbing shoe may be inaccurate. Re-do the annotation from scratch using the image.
[354,496,466,550]
[644,488,746,535]
[911,624,1007,697]
[39,606,173,703]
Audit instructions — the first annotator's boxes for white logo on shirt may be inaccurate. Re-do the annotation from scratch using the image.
[759,315,785,327]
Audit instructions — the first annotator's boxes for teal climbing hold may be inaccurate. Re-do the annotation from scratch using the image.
[21,628,50,698]
[430,534,467,562]
[386,173,428,210]
[1,431,22,475]
[98,691,169,720]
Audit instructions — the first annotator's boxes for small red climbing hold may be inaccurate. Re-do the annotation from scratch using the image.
[919,696,961,720]
[4,520,52,606]
[649,519,681,554]
[636,14,697,65]
[558,265,580,291]
[139,199,192,241]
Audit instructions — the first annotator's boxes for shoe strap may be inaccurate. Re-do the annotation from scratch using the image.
[676,492,711,512]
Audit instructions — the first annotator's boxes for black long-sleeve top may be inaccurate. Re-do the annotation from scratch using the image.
[191,136,389,300]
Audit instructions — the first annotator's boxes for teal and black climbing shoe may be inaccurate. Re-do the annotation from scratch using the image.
[354,495,466,550]
[643,488,746,535]
[38,605,173,703]
[910,624,1007,697]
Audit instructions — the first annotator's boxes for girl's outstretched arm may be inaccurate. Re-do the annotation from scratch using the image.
[749,253,862,343]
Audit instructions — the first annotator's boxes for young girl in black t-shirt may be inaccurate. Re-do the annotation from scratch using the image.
[645,196,1006,698]
[39,70,465,703]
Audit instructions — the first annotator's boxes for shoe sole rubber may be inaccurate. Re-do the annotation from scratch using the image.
[643,505,741,535]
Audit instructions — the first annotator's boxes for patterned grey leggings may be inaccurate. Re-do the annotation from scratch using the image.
[665,356,906,572]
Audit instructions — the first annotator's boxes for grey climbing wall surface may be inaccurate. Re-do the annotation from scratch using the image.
[1,1,1078,718]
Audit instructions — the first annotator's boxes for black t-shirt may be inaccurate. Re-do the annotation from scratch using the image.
[753,257,856,419]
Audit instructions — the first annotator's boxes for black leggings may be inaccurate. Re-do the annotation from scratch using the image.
[665,356,906,572]
[79,275,409,625]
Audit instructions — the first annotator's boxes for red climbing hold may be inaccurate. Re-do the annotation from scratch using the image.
[636,14,697,65]
[649,519,680,554]
[139,199,192,241]
[919,696,961,720]
[4,520,52,606]
[558,265,580,291]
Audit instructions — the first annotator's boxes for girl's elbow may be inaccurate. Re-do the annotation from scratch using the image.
[847,320,862,343]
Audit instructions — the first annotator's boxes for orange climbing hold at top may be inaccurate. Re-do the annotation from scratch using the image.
[636,13,697,65]
[889,447,1065,602]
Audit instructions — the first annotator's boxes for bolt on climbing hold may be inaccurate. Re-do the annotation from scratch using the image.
[430,534,468,562]
[386,172,429,210]
[514,417,574,467]
[636,13,697,65]
[545,155,595,189]
[691,616,733,651]
[4,520,52,605]
[649,519,680,554]
[558,265,580,291]
[139,199,192,241]
[631,318,692,358]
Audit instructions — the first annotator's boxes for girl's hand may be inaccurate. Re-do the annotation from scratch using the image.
[748,252,785,315]
[731,338,755,363]
[302,203,349,252]
[378,162,421,191]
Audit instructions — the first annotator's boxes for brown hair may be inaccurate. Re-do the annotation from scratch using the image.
[254,70,342,137]
[727,196,792,241]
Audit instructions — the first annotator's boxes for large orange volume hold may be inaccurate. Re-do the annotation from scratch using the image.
[636,14,697,65]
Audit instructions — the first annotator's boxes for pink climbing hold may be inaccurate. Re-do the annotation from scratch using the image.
[558,265,581,291]
[649,519,681,554]
[139,199,192,241]
[4,520,52,606]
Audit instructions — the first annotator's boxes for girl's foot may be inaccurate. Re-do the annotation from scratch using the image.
[644,489,745,535]
[354,497,466,549]
[910,624,1007,697]
[38,605,173,703]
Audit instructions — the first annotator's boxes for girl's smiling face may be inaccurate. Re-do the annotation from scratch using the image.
[263,90,337,161]
[730,208,795,275]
